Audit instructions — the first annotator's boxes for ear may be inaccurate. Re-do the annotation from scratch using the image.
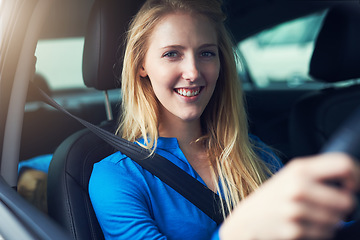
[139,66,147,78]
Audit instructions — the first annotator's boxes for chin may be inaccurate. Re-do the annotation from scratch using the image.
[178,112,203,122]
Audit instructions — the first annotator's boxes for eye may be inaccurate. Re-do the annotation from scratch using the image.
[163,51,179,58]
[200,51,216,58]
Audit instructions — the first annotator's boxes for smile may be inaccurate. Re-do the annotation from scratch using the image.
[174,87,202,97]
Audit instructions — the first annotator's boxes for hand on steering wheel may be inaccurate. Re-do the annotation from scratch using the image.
[321,106,360,221]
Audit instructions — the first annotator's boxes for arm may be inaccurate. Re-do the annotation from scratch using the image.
[89,159,167,240]
[219,153,359,239]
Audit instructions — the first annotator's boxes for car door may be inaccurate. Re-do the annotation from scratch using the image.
[0,0,72,238]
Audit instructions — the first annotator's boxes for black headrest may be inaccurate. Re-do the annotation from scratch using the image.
[310,4,360,83]
[82,0,144,90]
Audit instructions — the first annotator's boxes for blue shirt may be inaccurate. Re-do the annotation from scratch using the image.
[18,154,52,174]
[89,137,282,240]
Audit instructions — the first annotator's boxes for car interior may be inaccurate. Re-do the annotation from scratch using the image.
[1,0,360,239]
[290,4,360,157]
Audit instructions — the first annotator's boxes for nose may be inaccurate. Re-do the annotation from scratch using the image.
[182,55,200,81]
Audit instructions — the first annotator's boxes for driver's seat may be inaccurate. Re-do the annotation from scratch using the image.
[47,0,144,239]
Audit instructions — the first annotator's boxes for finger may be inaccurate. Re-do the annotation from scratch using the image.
[289,203,341,240]
[299,181,355,214]
[285,159,356,213]
[298,202,344,226]
[294,153,359,192]
[279,213,336,240]
[303,222,336,240]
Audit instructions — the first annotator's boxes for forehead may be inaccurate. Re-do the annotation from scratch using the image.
[148,12,218,47]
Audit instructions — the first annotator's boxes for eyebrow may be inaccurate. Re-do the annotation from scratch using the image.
[199,43,218,49]
[161,43,218,50]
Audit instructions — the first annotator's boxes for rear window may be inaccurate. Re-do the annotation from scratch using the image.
[237,11,327,89]
[35,37,85,90]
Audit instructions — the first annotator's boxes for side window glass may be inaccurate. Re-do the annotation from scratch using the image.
[35,37,85,90]
[238,11,327,89]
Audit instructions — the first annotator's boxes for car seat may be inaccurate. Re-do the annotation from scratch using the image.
[47,0,144,239]
[289,4,360,157]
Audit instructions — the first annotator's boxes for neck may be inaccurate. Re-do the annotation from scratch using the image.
[158,115,203,151]
[158,111,216,192]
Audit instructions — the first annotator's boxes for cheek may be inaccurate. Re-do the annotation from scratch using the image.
[147,66,179,91]
[147,73,177,101]
[205,62,220,86]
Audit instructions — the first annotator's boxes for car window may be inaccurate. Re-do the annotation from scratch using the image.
[238,11,327,89]
[35,37,85,90]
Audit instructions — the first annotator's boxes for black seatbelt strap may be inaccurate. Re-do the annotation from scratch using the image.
[34,85,226,225]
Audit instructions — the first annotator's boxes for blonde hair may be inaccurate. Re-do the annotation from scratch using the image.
[118,0,273,218]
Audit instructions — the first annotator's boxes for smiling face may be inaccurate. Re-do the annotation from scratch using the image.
[140,12,220,127]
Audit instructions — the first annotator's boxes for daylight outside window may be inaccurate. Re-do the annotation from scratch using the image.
[238,11,327,89]
[35,37,85,90]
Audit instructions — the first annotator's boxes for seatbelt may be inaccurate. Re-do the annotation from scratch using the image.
[34,84,227,225]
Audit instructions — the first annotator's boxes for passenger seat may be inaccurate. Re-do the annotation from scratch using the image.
[289,3,360,157]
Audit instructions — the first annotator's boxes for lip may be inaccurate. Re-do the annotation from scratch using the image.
[174,86,203,98]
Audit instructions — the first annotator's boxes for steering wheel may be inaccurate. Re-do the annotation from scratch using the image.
[320,106,360,238]
[321,106,360,161]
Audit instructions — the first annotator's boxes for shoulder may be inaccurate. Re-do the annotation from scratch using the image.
[89,152,161,239]
[249,134,283,173]
[89,151,150,200]
[91,151,143,175]
[90,150,149,183]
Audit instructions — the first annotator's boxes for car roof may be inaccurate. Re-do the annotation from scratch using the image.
[39,0,336,42]
[226,0,337,41]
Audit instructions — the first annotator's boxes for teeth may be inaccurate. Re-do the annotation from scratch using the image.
[176,88,201,97]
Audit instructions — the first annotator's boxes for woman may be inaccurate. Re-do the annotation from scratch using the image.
[89,0,358,239]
